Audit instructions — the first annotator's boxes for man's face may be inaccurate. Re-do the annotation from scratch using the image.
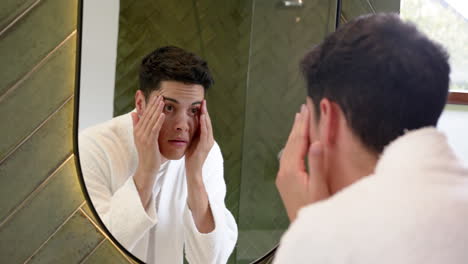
[145,81,204,160]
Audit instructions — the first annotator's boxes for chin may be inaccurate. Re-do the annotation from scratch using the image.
[161,150,186,160]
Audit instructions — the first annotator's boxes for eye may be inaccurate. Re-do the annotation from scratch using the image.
[164,105,174,113]
[190,107,200,116]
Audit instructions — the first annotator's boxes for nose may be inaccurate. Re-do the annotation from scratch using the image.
[174,113,190,132]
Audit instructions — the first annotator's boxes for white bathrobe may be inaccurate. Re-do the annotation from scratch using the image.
[274,127,468,264]
[78,112,238,264]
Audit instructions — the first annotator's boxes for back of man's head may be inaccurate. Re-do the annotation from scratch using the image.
[301,13,450,154]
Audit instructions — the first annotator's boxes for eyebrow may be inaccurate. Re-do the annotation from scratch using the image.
[163,96,202,106]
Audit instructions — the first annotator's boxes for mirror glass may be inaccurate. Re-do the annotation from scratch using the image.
[78,0,338,263]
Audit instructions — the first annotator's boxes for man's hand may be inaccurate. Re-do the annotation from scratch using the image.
[131,95,165,209]
[184,99,215,233]
[185,100,214,178]
[276,104,330,222]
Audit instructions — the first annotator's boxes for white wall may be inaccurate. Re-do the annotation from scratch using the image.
[78,0,120,132]
[438,104,468,166]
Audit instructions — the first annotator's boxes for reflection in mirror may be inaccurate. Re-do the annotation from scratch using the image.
[79,45,238,264]
[77,0,343,263]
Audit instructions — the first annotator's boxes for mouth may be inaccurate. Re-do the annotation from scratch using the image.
[168,139,188,147]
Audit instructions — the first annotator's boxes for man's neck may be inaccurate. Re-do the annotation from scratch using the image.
[328,141,378,194]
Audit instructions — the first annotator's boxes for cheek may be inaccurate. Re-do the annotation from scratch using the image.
[157,118,172,146]
[189,116,199,138]
[160,118,171,136]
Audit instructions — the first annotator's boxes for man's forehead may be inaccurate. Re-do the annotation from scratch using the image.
[163,96,202,105]
[150,83,204,104]
[159,81,203,93]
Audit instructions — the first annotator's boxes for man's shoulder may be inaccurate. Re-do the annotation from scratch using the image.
[285,175,383,239]
[80,113,132,138]
[275,176,384,262]
[278,159,468,263]
[78,112,134,158]
[206,141,223,163]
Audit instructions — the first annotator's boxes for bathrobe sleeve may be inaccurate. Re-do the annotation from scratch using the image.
[79,132,158,250]
[182,142,238,264]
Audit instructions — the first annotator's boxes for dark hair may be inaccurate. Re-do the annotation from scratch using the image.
[139,46,214,98]
[301,13,450,154]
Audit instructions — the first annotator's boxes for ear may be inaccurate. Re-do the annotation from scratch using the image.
[318,98,339,147]
[135,90,146,116]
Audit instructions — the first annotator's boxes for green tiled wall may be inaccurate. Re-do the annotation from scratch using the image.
[0,0,131,263]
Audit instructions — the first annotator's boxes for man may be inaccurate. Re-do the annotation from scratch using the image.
[79,46,237,264]
[275,13,468,263]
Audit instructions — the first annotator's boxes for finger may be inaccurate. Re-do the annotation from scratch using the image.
[280,113,300,167]
[281,113,300,161]
[200,99,205,115]
[198,100,205,138]
[286,113,300,143]
[294,107,303,144]
[141,95,161,134]
[298,105,308,136]
[282,108,309,171]
[297,105,309,157]
[145,99,164,136]
[151,112,166,139]
[303,105,310,144]
[147,95,162,124]
[141,95,158,121]
[199,114,208,144]
[287,105,306,150]
[139,95,158,132]
[293,108,309,172]
[307,141,324,184]
[131,112,139,130]
[203,100,214,142]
